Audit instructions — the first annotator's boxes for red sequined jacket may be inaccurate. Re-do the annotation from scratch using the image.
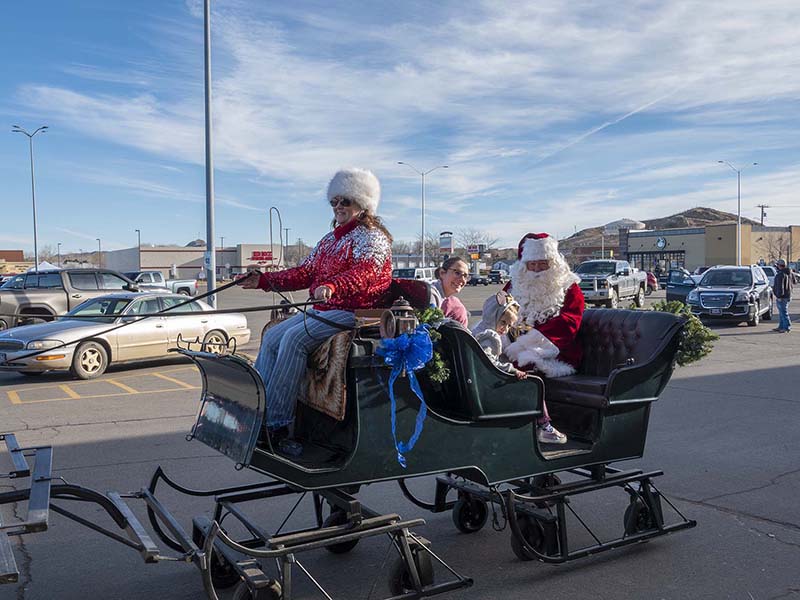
[257,219,392,311]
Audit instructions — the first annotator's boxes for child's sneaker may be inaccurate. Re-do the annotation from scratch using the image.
[537,422,567,444]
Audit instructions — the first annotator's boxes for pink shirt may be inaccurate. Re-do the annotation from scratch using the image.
[441,295,469,327]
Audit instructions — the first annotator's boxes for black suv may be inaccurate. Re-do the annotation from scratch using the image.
[679,265,773,326]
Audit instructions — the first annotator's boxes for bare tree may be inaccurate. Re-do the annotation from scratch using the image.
[392,240,412,256]
[455,228,499,250]
[764,234,791,263]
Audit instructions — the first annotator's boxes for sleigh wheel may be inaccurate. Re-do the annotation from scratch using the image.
[452,495,489,534]
[388,542,434,595]
[624,498,657,535]
[510,513,559,561]
[232,580,282,600]
[322,508,359,554]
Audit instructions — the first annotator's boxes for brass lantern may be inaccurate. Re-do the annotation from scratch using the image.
[380,297,419,338]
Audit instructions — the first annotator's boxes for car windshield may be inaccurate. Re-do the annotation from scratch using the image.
[392,269,415,278]
[65,297,133,323]
[123,272,140,280]
[575,262,616,275]
[700,269,752,287]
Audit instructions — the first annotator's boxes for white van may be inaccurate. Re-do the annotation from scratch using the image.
[392,267,437,283]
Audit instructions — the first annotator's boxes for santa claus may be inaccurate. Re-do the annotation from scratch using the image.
[503,233,585,378]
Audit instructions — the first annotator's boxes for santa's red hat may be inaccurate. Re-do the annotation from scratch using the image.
[517,233,558,262]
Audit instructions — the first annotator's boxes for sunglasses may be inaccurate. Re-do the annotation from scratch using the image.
[330,197,353,208]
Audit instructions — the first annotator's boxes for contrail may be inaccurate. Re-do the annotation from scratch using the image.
[531,86,684,167]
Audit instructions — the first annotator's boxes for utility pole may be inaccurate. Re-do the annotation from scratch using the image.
[757,204,769,226]
[284,228,290,266]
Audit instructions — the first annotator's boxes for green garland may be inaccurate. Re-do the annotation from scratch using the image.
[649,300,718,366]
[415,307,451,384]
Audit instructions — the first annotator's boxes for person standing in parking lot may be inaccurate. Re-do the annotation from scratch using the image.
[773,259,792,333]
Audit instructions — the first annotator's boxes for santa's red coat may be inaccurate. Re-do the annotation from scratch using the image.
[504,282,585,369]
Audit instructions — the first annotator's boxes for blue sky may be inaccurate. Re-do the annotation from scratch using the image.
[2,0,800,254]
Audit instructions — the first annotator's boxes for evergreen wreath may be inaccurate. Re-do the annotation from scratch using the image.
[649,300,718,366]
[415,307,451,383]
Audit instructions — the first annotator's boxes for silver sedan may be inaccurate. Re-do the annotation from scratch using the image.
[0,292,250,379]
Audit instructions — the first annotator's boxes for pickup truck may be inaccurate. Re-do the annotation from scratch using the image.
[0,269,138,330]
[123,270,197,296]
[575,259,648,309]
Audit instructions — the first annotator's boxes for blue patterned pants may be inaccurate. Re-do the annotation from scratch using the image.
[254,309,355,429]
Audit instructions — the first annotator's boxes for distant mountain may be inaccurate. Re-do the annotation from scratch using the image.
[558,207,758,252]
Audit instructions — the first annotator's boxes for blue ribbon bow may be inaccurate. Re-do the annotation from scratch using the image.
[376,325,433,468]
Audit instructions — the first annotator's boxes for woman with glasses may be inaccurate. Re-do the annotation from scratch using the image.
[431,256,470,327]
[238,168,393,436]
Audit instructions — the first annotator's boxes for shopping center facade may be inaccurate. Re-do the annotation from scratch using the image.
[620,223,800,272]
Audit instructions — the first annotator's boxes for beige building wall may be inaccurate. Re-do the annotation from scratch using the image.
[704,223,745,266]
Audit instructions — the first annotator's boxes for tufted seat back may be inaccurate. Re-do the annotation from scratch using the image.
[577,309,683,377]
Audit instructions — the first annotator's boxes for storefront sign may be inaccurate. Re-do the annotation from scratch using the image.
[249,250,273,262]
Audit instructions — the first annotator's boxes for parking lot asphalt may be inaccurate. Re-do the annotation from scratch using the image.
[1,285,799,600]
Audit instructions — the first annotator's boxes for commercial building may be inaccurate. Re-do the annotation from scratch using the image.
[621,223,800,272]
[104,244,285,280]
[0,250,31,274]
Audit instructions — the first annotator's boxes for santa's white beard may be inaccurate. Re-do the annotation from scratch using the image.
[509,260,579,325]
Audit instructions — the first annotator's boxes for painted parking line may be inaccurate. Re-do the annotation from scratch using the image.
[151,372,197,389]
[4,366,201,404]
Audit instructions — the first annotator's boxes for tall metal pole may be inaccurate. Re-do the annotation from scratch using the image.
[737,171,741,267]
[719,160,757,267]
[57,242,61,268]
[135,229,141,270]
[12,125,47,273]
[421,172,426,267]
[96,238,102,268]
[397,162,448,269]
[203,0,217,306]
[284,228,290,266]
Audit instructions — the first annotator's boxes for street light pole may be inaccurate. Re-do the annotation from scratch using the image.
[203,0,217,306]
[135,229,141,270]
[397,162,448,268]
[284,228,290,266]
[96,238,102,268]
[57,242,61,268]
[12,125,48,273]
[718,160,758,266]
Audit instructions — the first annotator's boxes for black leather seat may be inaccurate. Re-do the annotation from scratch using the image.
[545,309,684,408]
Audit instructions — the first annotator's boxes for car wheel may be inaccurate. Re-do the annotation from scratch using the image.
[748,303,760,327]
[178,288,191,296]
[645,285,653,296]
[0,319,7,331]
[607,289,619,309]
[71,341,108,379]
[634,286,645,308]
[764,301,773,321]
[203,330,229,354]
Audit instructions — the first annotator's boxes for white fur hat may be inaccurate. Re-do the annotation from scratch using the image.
[327,168,381,214]
[518,233,559,262]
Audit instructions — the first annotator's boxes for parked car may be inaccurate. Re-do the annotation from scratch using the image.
[488,269,509,284]
[575,260,647,308]
[759,265,777,288]
[0,292,251,379]
[391,267,437,283]
[670,265,773,327]
[468,274,490,286]
[0,268,139,331]
[123,270,197,296]
[645,272,659,295]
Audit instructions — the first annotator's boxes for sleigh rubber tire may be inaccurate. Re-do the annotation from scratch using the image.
[624,498,657,535]
[389,543,434,595]
[322,509,359,554]
[71,341,108,379]
[510,513,559,561]
[232,580,282,600]
[452,496,489,534]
